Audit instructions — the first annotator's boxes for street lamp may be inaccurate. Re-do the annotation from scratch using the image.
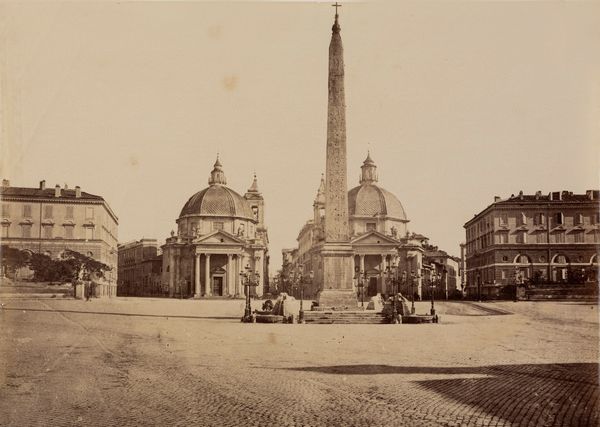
[385,262,400,324]
[299,270,314,324]
[410,270,417,314]
[240,264,260,323]
[430,271,438,316]
[355,267,366,308]
[476,271,481,302]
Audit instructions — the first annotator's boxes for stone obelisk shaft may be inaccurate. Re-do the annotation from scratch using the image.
[318,12,356,309]
[324,14,349,242]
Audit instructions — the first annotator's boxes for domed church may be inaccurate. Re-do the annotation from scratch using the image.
[292,153,427,299]
[161,157,269,298]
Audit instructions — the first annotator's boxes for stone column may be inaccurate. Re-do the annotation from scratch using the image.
[194,253,201,297]
[227,254,233,296]
[235,254,240,296]
[378,254,384,294]
[359,255,365,273]
[205,254,211,296]
[168,249,175,297]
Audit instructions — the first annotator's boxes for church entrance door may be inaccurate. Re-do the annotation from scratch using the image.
[213,276,224,296]
[367,277,378,297]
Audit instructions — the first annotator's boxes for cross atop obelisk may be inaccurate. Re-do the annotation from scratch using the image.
[332,2,341,15]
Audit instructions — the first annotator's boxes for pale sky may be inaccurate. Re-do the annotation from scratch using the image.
[1,1,599,274]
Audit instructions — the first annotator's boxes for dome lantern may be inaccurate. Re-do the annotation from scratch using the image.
[359,151,378,184]
[208,155,227,186]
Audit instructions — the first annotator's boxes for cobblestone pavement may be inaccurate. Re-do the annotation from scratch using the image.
[0,297,597,426]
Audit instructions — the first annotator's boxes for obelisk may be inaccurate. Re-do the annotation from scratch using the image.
[317,6,357,308]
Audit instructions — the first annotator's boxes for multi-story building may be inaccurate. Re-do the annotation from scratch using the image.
[464,190,600,298]
[117,239,163,297]
[0,179,119,293]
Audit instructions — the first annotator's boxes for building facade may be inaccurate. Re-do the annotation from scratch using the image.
[161,158,269,298]
[464,190,600,298]
[0,179,119,293]
[117,239,162,297]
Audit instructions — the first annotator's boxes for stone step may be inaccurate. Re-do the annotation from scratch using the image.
[303,311,388,324]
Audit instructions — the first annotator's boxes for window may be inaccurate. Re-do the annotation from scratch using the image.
[21,224,32,238]
[85,227,94,240]
[574,230,584,243]
[65,226,74,239]
[66,206,74,219]
[43,225,53,239]
[553,231,565,243]
[23,205,32,218]
[497,232,508,244]
[1,204,9,217]
[85,207,94,219]
[554,212,564,225]
[516,231,527,244]
[43,205,53,219]
[213,222,224,231]
[1,225,8,238]
[575,213,583,225]
[499,214,508,226]
[534,213,546,226]
[501,271,506,280]
[519,212,527,226]
[366,222,376,232]
[536,232,547,243]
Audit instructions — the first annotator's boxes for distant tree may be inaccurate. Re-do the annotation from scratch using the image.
[25,250,110,284]
[0,246,31,277]
[59,250,110,284]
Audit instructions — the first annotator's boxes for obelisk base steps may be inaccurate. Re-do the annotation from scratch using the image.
[317,242,357,309]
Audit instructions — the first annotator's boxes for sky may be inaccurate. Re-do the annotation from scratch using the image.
[1,0,599,274]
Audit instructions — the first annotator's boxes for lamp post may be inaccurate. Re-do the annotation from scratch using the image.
[299,270,313,324]
[430,271,437,316]
[477,271,481,302]
[240,264,260,323]
[385,262,400,324]
[355,267,366,308]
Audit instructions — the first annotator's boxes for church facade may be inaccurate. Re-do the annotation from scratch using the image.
[161,157,269,298]
[289,154,434,300]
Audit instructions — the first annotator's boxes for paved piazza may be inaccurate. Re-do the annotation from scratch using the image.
[0,296,598,427]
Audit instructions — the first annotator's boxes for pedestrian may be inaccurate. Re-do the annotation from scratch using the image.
[85,282,91,301]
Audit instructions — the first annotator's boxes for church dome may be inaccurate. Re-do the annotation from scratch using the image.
[179,158,255,220]
[347,153,408,220]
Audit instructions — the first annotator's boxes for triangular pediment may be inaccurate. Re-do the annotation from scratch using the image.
[195,229,246,245]
[351,231,399,246]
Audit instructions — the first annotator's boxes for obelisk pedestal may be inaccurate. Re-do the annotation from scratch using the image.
[316,11,357,309]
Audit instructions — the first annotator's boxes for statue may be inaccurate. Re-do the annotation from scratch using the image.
[391,226,398,238]
[170,230,175,237]
[237,224,245,237]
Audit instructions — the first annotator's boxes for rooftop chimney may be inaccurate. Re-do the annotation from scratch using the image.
[75,186,81,198]
[551,191,561,201]
[518,190,524,200]
[55,184,61,197]
[40,180,46,190]
[64,183,69,190]
[561,190,569,200]
[494,196,501,202]
[2,179,9,187]
[535,190,542,199]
